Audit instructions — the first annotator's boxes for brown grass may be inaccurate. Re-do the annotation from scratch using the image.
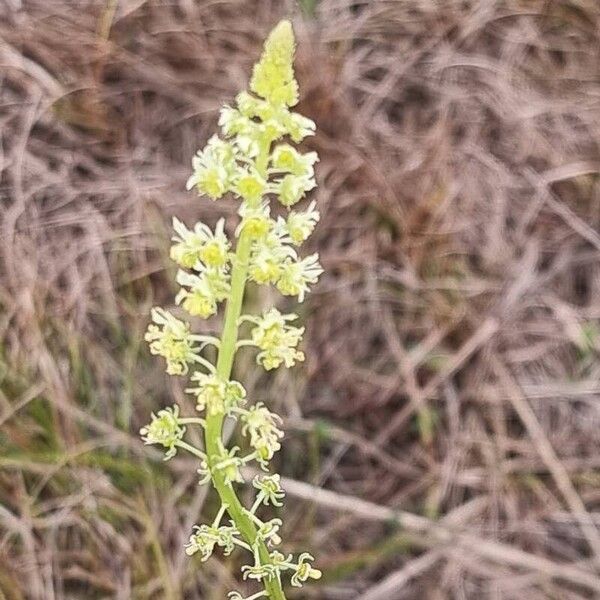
[2,0,600,598]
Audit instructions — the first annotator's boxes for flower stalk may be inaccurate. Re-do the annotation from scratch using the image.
[140,20,323,599]
[205,229,287,600]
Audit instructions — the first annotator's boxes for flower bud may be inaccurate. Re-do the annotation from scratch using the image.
[291,553,322,587]
[250,20,298,108]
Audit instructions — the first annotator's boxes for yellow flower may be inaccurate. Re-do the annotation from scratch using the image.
[237,203,273,239]
[241,402,284,461]
[291,553,322,587]
[219,106,253,137]
[283,200,320,245]
[271,145,318,177]
[170,217,205,268]
[140,405,185,460]
[144,308,199,375]
[175,268,230,318]
[248,231,296,285]
[277,174,316,207]
[247,308,305,370]
[171,218,230,269]
[275,253,323,301]
[235,169,267,204]
[186,522,239,560]
[186,136,237,200]
[186,372,246,415]
[282,111,316,143]
[253,474,285,507]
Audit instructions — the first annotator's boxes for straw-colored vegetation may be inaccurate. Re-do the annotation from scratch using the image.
[2,1,600,598]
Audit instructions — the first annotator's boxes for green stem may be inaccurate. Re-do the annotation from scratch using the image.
[205,228,287,600]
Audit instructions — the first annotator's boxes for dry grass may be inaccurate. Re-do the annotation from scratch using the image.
[2,0,600,598]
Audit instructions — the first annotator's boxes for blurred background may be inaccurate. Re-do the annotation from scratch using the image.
[2,1,600,598]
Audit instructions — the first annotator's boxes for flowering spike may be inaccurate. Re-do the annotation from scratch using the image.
[142,20,321,599]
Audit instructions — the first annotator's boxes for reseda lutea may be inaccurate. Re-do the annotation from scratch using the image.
[141,20,322,600]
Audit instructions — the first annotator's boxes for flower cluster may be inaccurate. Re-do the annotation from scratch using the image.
[240,548,321,587]
[141,20,321,599]
[244,308,305,370]
[241,403,284,464]
[247,221,323,301]
[185,522,238,560]
[186,136,238,200]
[187,372,246,415]
[144,308,200,375]
[171,217,231,269]
[170,218,232,319]
[283,200,319,245]
[185,505,248,559]
[140,405,185,460]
